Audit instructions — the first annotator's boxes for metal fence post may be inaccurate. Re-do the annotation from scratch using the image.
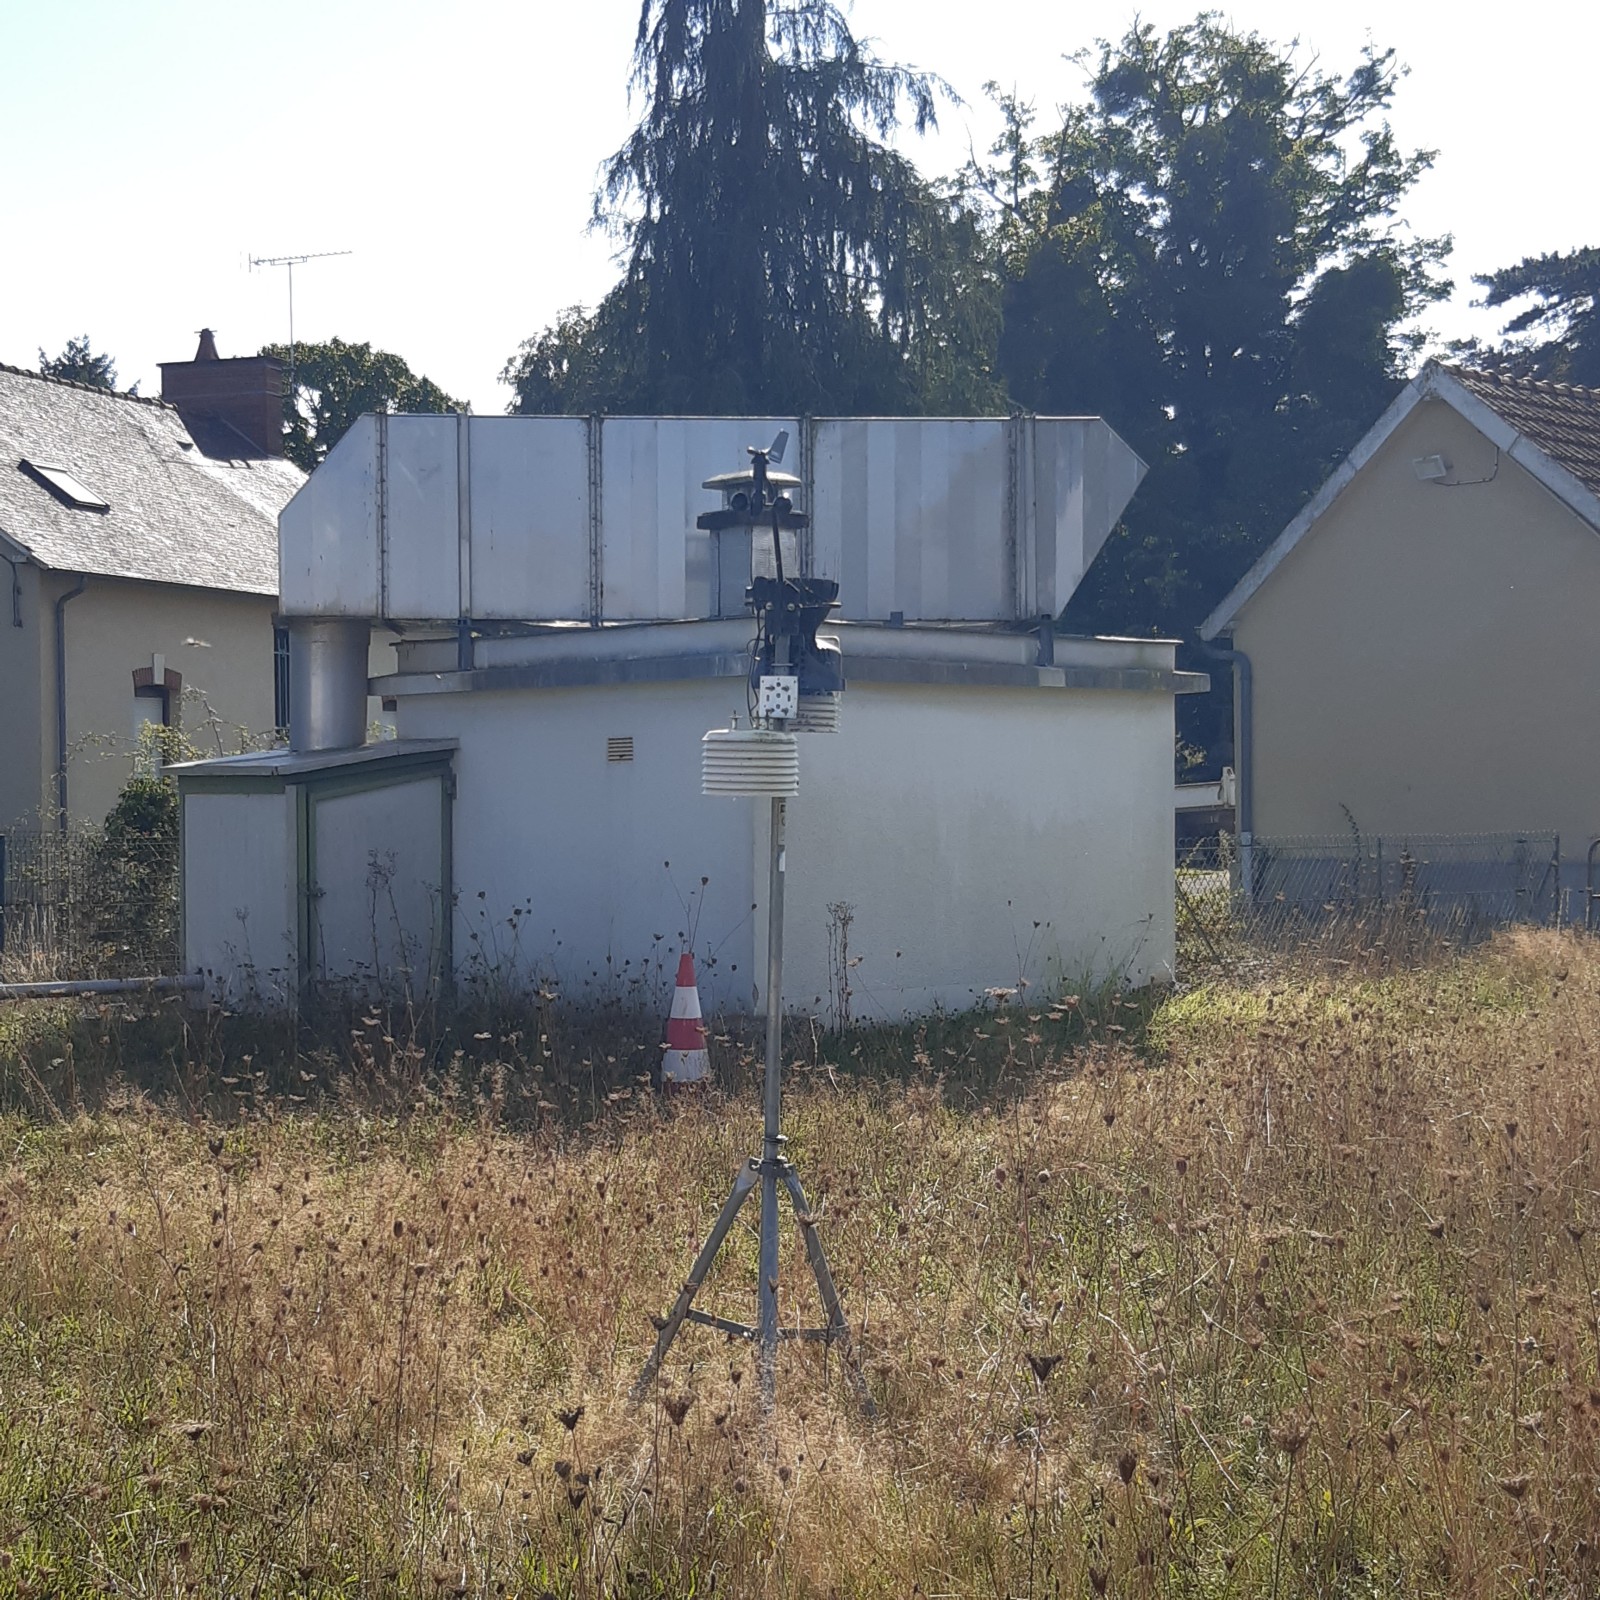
[0,832,6,958]
[1551,835,1562,928]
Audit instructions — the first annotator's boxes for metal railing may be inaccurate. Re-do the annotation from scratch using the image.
[0,830,180,981]
[1177,831,1562,970]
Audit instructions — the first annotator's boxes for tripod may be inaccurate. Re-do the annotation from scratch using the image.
[631,797,873,1414]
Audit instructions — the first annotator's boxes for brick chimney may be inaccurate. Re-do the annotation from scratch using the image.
[160,329,285,459]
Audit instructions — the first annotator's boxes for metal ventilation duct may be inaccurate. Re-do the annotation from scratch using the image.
[287,618,369,753]
[279,414,1146,627]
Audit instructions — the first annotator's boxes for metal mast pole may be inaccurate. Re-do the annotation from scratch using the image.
[758,794,787,1407]
[631,435,870,1419]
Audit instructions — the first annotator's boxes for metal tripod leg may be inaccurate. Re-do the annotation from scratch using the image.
[757,1156,780,1408]
[630,1159,759,1405]
[780,1164,876,1417]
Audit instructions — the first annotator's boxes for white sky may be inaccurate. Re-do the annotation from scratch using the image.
[2,0,1592,413]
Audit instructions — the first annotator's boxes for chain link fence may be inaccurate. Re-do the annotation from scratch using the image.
[1177,831,1563,973]
[0,831,180,981]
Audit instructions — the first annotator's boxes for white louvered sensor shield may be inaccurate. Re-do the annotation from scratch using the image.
[791,693,841,734]
[702,727,799,796]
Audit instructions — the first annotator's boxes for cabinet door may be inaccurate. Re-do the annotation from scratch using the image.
[307,773,449,996]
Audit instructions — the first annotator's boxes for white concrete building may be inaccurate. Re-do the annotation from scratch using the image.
[176,414,1203,1017]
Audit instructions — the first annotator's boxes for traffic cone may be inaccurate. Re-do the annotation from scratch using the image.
[662,952,711,1085]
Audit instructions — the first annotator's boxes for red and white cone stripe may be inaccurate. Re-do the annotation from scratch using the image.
[662,951,710,1084]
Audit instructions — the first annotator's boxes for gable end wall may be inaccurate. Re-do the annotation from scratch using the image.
[1232,397,1600,847]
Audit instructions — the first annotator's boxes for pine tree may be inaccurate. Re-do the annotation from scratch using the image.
[505,0,998,415]
[38,335,118,390]
[1474,248,1600,386]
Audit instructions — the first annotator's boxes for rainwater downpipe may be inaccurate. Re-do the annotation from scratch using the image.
[54,575,88,831]
[2,553,21,628]
[1197,638,1253,902]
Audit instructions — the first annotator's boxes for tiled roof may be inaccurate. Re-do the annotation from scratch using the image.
[0,364,302,594]
[1445,364,1600,498]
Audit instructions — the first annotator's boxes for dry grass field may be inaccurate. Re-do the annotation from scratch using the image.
[4,930,1600,1596]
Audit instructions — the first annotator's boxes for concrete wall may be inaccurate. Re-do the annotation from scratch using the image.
[396,676,1175,1016]
[776,684,1175,1016]
[41,573,278,828]
[399,680,761,1011]
[1233,399,1600,850]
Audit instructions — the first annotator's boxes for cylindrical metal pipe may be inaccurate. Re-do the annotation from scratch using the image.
[1197,639,1254,901]
[287,618,370,753]
[758,794,787,1410]
[54,574,88,829]
[0,975,205,1000]
[763,797,787,1151]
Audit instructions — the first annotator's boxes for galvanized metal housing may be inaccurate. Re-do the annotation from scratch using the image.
[278,414,1147,628]
[287,617,370,754]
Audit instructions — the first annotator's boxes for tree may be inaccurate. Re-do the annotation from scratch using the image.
[984,17,1449,646]
[262,338,465,472]
[503,0,1000,416]
[1473,248,1600,386]
[502,298,637,415]
[38,335,118,390]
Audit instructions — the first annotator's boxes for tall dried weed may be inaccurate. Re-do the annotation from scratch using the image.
[1,928,1598,1595]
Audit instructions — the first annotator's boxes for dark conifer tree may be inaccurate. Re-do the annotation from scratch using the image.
[38,335,118,390]
[1474,248,1600,386]
[506,0,998,415]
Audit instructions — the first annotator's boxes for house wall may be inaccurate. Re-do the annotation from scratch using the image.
[42,572,279,828]
[0,560,50,830]
[395,675,1175,1017]
[1232,399,1600,849]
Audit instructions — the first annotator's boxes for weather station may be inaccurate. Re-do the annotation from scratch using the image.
[632,433,871,1415]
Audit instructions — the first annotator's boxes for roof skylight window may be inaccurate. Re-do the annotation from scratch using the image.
[19,459,109,512]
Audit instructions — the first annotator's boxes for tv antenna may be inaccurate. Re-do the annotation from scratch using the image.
[248,249,351,387]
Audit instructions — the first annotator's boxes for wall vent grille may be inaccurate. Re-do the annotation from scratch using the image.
[606,735,634,763]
